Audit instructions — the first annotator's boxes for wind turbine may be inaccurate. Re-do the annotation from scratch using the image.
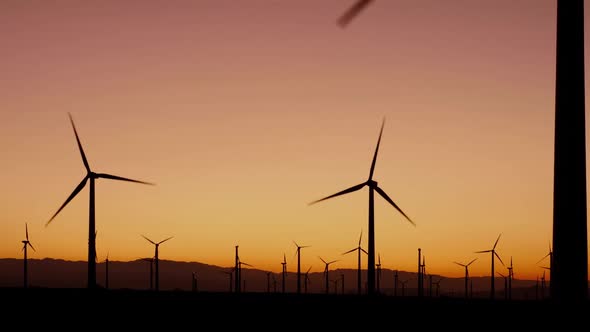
[21,223,35,289]
[475,234,504,300]
[141,257,154,290]
[238,261,253,293]
[293,241,310,294]
[342,229,368,295]
[376,254,382,293]
[46,113,154,289]
[453,258,477,299]
[336,0,588,302]
[142,235,173,292]
[281,254,287,293]
[433,278,443,297]
[497,272,508,300]
[537,243,553,282]
[104,253,109,290]
[507,256,513,300]
[304,266,312,293]
[309,118,415,295]
[319,257,338,294]
[266,271,272,293]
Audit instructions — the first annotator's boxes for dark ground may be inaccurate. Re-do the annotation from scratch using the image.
[3,287,587,327]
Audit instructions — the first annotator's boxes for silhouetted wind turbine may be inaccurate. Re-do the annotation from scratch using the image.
[475,234,504,300]
[266,271,272,293]
[293,241,310,294]
[342,230,368,295]
[453,258,477,299]
[399,278,411,297]
[507,256,513,300]
[142,257,154,290]
[319,257,338,294]
[281,254,287,293]
[537,243,553,283]
[336,0,588,303]
[309,118,415,295]
[21,223,35,289]
[376,254,382,293]
[497,272,508,300]
[304,266,312,293]
[433,278,443,297]
[46,113,154,289]
[238,261,252,293]
[142,235,173,292]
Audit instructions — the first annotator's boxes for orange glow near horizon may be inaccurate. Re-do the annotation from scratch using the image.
[1,0,589,281]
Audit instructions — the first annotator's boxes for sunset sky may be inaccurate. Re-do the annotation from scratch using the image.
[1,0,589,281]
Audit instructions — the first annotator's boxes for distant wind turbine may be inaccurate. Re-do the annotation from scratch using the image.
[475,234,504,300]
[221,269,233,293]
[21,223,35,289]
[319,257,338,294]
[142,235,173,292]
[453,258,477,299]
[304,266,312,293]
[46,113,154,289]
[309,118,415,295]
[293,241,310,294]
[342,230,367,295]
[281,254,287,293]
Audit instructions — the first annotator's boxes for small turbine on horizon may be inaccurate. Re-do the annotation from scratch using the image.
[21,222,35,288]
[293,241,310,294]
[319,256,338,294]
[475,233,504,300]
[342,229,368,295]
[453,258,477,299]
[142,235,173,292]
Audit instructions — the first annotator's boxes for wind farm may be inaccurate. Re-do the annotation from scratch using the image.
[2,0,590,323]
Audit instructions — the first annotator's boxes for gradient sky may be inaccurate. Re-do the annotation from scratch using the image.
[1,0,589,280]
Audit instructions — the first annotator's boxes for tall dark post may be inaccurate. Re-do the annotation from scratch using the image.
[357,249,362,294]
[88,177,96,289]
[394,270,398,296]
[417,248,422,297]
[490,251,495,300]
[341,274,345,294]
[367,186,375,295]
[470,280,473,299]
[234,246,240,293]
[149,260,153,290]
[297,249,301,294]
[552,0,588,302]
[267,273,271,293]
[155,245,160,291]
[464,267,469,299]
[23,244,28,288]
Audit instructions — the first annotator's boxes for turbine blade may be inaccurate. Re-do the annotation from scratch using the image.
[308,183,366,205]
[141,235,156,245]
[342,248,357,255]
[241,262,253,267]
[46,176,88,226]
[306,266,312,273]
[68,113,91,172]
[319,256,327,264]
[467,258,478,266]
[293,240,299,248]
[453,262,465,267]
[157,236,174,245]
[337,0,375,28]
[28,242,36,252]
[25,223,29,241]
[368,117,385,181]
[358,229,363,246]
[374,186,415,226]
[328,260,338,265]
[361,248,368,255]
[474,250,492,254]
[493,233,502,250]
[96,173,155,186]
[536,253,550,264]
[495,252,505,266]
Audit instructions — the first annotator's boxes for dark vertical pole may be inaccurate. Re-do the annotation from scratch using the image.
[552,0,588,302]
[367,187,375,295]
[105,258,109,289]
[417,248,422,297]
[357,249,361,294]
[394,270,398,296]
[297,249,301,294]
[490,252,495,300]
[155,245,160,291]
[234,246,240,293]
[23,245,27,289]
[88,177,96,289]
